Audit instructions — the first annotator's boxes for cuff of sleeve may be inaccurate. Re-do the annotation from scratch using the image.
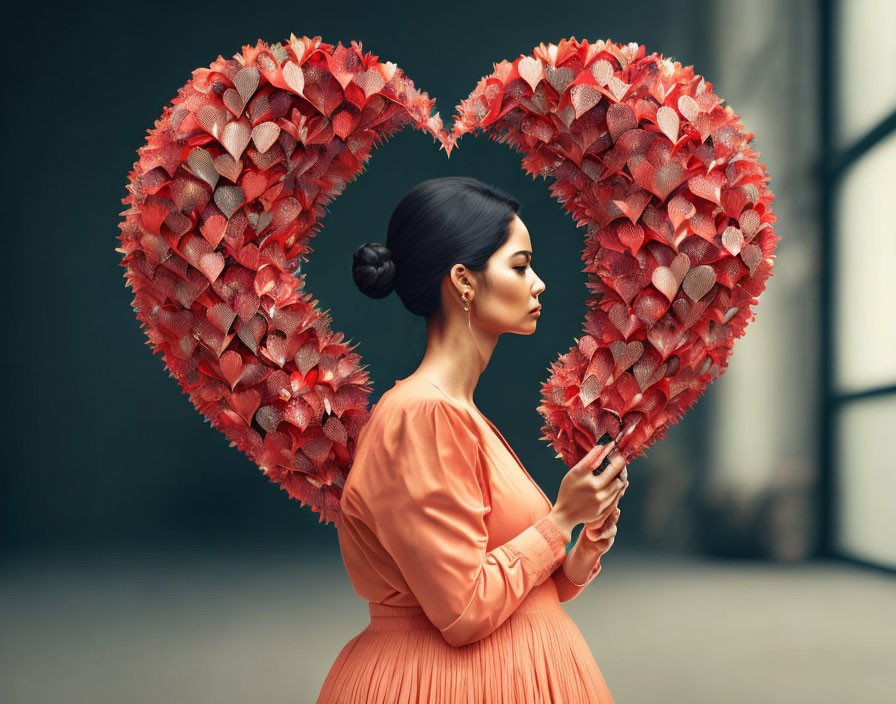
[510,514,568,582]
[534,513,568,561]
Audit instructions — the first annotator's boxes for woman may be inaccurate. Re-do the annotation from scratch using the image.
[317,176,629,703]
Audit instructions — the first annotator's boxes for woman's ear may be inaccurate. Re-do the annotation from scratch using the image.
[448,263,469,296]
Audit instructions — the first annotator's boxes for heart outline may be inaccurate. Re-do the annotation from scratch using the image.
[117,35,779,527]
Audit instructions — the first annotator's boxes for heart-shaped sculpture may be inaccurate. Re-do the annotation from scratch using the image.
[117,35,778,528]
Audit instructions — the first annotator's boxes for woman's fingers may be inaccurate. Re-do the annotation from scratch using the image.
[587,505,621,536]
[579,440,615,473]
[599,505,621,529]
[596,519,619,541]
[594,453,626,486]
[597,469,628,504]
[587,507,621,546]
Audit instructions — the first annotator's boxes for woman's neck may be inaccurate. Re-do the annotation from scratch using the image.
[411,312,498,406]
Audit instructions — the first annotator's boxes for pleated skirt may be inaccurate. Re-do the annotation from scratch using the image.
[316,581,615,703]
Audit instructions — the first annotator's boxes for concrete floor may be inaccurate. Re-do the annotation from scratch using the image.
[1,547,892,703]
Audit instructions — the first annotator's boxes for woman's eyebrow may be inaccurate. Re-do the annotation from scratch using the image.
[511,250,532,259]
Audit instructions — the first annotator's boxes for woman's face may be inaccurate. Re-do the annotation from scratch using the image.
[472,214,546,335]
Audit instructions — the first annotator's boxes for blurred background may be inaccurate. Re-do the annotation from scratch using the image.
[4,0,894,702]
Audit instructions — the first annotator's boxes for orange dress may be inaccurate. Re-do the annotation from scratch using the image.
[316,377,615,703]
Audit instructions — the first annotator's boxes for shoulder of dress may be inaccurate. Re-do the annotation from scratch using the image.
[372,385,478,426]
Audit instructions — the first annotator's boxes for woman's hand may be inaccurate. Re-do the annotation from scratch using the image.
[562,496,625,585]
[549,441,628,543]
[582,499,622,555]
[581,449,627,547]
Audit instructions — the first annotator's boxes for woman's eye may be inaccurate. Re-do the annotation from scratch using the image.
[514,266,528,273]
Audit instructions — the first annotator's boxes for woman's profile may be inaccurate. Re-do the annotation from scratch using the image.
[317,176,629,703]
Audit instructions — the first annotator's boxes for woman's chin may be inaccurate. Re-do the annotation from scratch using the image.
[502,315,541,335]
[519,319,539,335]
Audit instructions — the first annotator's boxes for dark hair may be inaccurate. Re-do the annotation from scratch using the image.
[352,176,520,318]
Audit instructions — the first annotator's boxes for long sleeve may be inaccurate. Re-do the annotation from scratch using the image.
[340,398,568,648]
[552,552,602,602]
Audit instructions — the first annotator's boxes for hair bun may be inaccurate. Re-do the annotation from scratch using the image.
[352,242,397,299]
